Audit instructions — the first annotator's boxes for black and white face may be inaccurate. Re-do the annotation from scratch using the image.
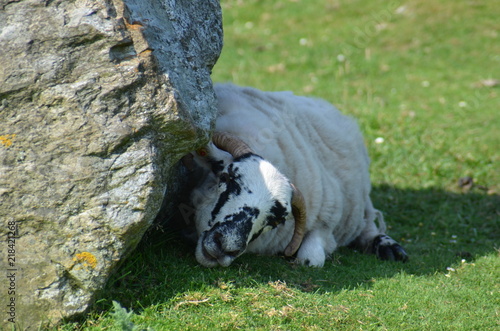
[194,151,293,267]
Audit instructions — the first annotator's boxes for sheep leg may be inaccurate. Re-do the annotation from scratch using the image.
[296,229,336,267]
[352,209,409,262]
[371,234,408,262]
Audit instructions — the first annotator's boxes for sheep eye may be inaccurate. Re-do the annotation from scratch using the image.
[219,173,230,183]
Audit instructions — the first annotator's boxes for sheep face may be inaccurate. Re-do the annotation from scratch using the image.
[194,152,293,267]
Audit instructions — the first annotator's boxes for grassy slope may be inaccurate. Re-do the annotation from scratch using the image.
[59,0,499,330]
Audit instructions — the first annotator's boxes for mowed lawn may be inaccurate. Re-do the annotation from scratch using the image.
[60,0,499,330]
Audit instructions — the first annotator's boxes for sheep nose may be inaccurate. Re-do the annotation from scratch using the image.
[211,231,245,258]
[201,227,247,266]
[197,225,249,267]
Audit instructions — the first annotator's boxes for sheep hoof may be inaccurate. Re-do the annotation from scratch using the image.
[372,234,409,262]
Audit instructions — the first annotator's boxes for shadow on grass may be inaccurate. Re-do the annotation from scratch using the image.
[94,185,499,312]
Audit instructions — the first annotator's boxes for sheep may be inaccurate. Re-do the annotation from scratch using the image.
[185,83,408,267]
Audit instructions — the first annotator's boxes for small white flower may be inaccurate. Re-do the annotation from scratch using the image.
[395,6,407,14]
[458,101,468,108]
[446,267,456,272]
[245,21,254,29]
[299,38,308,46]
[375,137,385,144]
[421,81,430,87]
[337,54,346,62]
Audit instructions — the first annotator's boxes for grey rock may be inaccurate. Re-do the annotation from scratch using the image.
[0,0,222,328]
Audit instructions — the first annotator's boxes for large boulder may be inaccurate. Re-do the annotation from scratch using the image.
[0,0,222,328]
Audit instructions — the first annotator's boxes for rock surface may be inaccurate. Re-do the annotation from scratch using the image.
[0,0,222,328]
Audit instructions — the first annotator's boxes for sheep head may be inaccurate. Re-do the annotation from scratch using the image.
[192,132,306,267]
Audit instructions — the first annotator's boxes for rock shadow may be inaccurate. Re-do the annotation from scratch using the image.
[95,184,499,311]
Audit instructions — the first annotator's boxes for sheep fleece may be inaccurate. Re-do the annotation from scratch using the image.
[212,83,380,262]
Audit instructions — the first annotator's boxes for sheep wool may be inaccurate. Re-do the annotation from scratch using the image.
[189,83,408,267]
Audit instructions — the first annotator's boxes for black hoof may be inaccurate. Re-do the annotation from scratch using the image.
[372,234,409,262]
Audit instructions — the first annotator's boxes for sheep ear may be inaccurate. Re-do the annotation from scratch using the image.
[205,143,233,175]
[181,153,195,171]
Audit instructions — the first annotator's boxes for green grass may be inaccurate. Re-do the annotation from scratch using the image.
[58,0,499,329]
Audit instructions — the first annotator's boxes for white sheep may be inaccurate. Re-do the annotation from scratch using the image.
[186,83,408,267]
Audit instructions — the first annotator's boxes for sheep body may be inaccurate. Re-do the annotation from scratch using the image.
[190,83,406,267]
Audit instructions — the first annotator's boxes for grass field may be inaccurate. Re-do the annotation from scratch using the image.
[59,0,499,330]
